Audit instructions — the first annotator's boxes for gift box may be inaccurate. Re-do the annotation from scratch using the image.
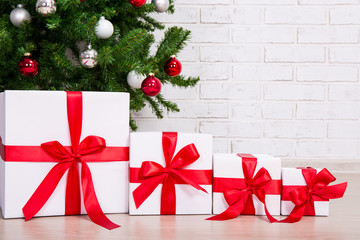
[0,90,129,229]
[129,132,213,215]
[211,153,281,219]
[281,167,347,219]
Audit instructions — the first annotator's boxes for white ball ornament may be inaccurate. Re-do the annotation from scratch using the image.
[95,16,114,39]
[36,0,56,16]
[127,71,146,89]
[152,0,169,13]
[79,44,98,69]
[10,4,31,27]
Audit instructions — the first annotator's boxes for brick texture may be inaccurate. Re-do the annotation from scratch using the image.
[134,1,360,170]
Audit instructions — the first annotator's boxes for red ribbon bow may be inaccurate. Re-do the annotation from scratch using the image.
[22,92,120,230]
[208,154,277,222]
[280,167,347,223]
[132,132,208,215]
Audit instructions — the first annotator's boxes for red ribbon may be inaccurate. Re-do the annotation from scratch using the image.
[207,154,277,222]
[131,132,210,215]
[279,167,347,223]
[21,92,123,230]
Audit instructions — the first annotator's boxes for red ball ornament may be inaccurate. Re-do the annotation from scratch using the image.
[128,0,146,7]
[164,55,182,77]
[141,73,162,97]
[19,53,39,77]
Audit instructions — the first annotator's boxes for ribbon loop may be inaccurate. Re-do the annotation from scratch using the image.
[312,182,347,199]
[41,141,72,160]
[223,189,249,206]
[170,144,200,169]
[77,136,106,156]
[139,161,165,178]
[311,168,336,187]
[289,187,308,206]
[252,168,272,188]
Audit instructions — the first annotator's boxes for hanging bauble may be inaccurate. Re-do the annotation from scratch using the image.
[152,0,169,13]
[19,53,39,77]
[164,55,182,77]
[10,4,31,27]
[141,73,162,97]
[35,0,56,16]
[127,71,146,89]
[128,0,146,8]
[95,16,114,39]
[79,44,98,68]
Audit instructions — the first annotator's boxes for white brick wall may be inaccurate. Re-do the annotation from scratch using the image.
[135,1,360,171]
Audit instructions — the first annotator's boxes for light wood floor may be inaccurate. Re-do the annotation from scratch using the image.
[0,173,359,240]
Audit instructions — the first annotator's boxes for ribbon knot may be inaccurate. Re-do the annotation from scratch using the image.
[245,186,253,193]
[207,154,277,222]
[132,132,208,215]
[71,153,82,160]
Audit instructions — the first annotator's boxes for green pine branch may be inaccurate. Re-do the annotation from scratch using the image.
[0,0,199,130]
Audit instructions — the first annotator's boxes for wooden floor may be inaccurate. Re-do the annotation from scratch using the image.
[0,173,359,240]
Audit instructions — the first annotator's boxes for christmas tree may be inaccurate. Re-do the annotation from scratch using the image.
[0,0,199,130]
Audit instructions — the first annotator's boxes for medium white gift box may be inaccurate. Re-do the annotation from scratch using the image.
[281,167,328,216]
[213,154,281,216]
[129,132,213,215]
[0,90,129,219]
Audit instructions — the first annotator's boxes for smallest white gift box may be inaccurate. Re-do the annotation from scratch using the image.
[281,168,329,216]
[129,132,213,215]
[213,153,281,216]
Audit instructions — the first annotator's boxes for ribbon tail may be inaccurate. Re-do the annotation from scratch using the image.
[81,161,120,230]
[207,196,248,221]
[254,188,278,223]
[171,170,208,193]
[65,161,81,215]
[242,193,256,215]
[23,161,72,221]
[264,205,278,223]
[132,175,166,209]
[279,205,306,223]
[303,198,316,216]
[161,176,176,215]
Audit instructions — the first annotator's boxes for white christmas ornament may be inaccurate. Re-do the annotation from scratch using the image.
[36,0,56,16]
[152,0,169,13]
[95,16,114,39]
[10,4,31,27]
[127,71,146,89]
[79,44,98,68]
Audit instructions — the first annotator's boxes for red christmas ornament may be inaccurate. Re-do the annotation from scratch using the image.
[19,53,39,77]
[164,55,182,77]
[128,0,146,7]
[141,73,162,97]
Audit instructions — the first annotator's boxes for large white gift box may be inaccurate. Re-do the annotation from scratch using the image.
[129,132,213,215]
[0,90,129,219]
[213,153,281,216]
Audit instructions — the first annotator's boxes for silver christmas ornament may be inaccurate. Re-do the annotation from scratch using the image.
[152,0,169,13]
[36,0,56,16]
[127,70,146,89]
[95,16,114,39]
[10,4,31,27]
[79,44,98,68]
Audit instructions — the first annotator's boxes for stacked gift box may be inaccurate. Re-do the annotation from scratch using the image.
[0,90,347,229]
